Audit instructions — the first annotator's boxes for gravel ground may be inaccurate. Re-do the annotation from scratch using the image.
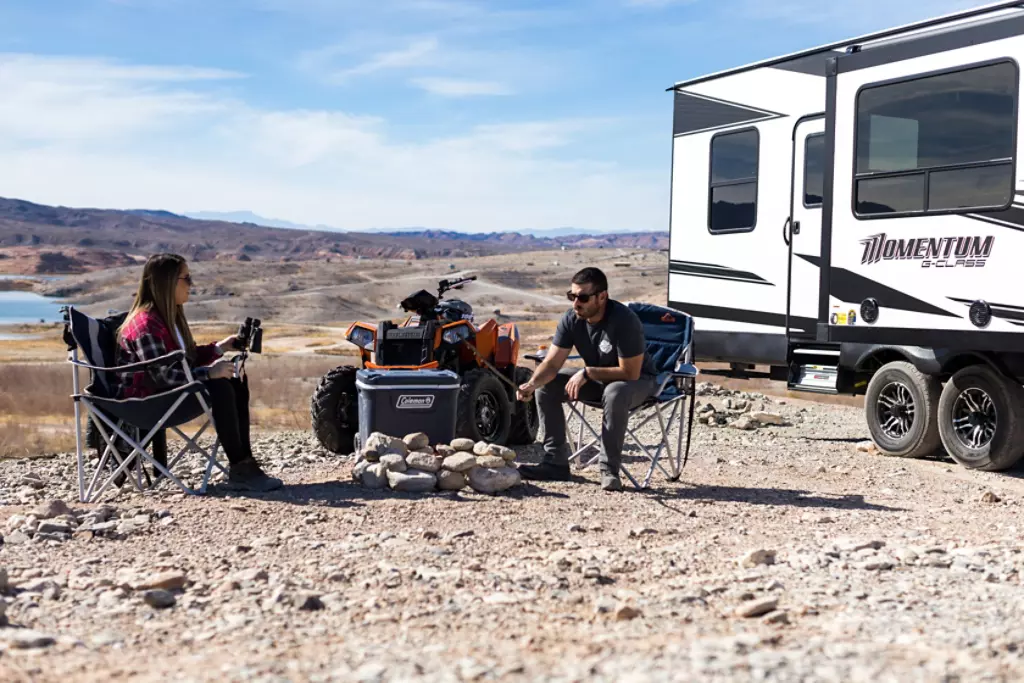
[3,382,1024,682]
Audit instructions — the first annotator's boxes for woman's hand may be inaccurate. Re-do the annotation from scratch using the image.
[207,358,236,380]
[217,335,239,353]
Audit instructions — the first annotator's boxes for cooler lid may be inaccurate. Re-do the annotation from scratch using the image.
[355,368,461,388]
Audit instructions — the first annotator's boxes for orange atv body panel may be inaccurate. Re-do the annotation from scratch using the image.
[472,319,499,365]
[495,323,520,368]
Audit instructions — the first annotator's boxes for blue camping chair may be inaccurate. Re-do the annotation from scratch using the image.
[62,306,226,502]
[527,303,698,489]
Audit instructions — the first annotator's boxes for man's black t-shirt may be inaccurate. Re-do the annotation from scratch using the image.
[552,300,657,378]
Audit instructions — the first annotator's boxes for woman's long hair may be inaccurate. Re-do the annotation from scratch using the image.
[118,253,197,359]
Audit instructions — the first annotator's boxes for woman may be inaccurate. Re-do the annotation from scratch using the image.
[114,253,282,492]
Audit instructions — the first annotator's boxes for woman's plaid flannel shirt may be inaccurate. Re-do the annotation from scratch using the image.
[114,309,223,399]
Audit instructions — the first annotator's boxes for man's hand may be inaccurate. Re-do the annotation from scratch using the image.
[565,368,588,400]
[207,358,236,380]
[517,381,536,403]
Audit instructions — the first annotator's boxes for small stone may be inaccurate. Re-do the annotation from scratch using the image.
[2,629,56,649]
[297,594,325,611]
[134,571,187,591]
[494,446,516,462]
[36,520,71,535]
[361,463,388,489]
[736,597,778,618]
[362,448,381,463]
[387,469,437,493]
[403,432,430,450]
[143,590,176,608]
[861,558,895,571]
[233,568,269,583]
[379,454,407,472]
[5,531,30,545]
[762,610,790,625]
[352,460,371,482]
[729,415,758,431]
[468,466,521,494]
[856,440,878,453]
[20,473,45,490]
[981,491,1001,504]
[615,605,642,621]
[406,452,442,473]
[437,470,467,491]
[568,524,585,533]
[442,453,477,472]
[837,539,885,553]
[450,438,476,452]
[435,444,455,457]
[739,549,776,568]
[629,527,657,538]
[33,499,73,520]
[476,455,506,468]
[748,411,787,425]
[473,441,492,456]
[0,568,8,593]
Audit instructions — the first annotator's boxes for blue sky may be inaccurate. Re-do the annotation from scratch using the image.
[0,0,976,233]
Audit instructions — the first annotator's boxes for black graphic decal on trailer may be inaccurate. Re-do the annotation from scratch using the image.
[948,297,1024,323]
[796,254,961,319]
[669,260,774,285]
[667,300,816,334]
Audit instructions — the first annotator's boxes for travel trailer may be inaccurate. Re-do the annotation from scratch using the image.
[666,1,1024,471]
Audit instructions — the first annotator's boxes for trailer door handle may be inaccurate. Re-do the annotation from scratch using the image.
[782,217,791,246]
[792,220,801,235]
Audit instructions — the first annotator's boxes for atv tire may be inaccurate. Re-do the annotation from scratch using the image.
[456,369,512,445]
[310,365,359,455]
[508,366,539,445]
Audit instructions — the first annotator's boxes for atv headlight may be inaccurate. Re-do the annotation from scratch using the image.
[347,327,375,349]
[442,327,471,345]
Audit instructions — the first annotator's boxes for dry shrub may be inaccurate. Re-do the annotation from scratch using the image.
[0,420,76,459]
[0,363,73,417]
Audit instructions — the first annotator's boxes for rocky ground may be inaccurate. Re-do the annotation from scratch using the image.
[3,382,1024,682]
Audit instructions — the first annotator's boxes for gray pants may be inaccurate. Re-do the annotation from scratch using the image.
[537,368,657,475]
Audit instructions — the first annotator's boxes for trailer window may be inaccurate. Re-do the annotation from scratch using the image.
[854,60,1017,217]
[803,134,825,207]
[709,128,758,233]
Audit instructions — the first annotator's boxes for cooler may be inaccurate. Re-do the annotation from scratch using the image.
[355,368,461,447]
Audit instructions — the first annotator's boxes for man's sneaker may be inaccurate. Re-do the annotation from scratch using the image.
[518,461,571,482]
[226,458,283,492]
[601,473,623,491]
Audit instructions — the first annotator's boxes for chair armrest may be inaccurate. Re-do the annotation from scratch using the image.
[69,349,187,373]
[75,380,207,403]
[672,362,699,378]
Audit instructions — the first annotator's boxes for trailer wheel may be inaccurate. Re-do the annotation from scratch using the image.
[937,364,1024,471]
[456,369,512,445]
[864,361,941,458]
[508,366,539,445]
[310,365,359,455]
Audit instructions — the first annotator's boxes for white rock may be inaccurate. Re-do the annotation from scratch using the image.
[361,463,388,489]
[435,444,456,457]
[468,466,521,494]
[473,441,492,456]
[144,589,176,608]
[437,470,467,491]
[352,460,371,482]
[749,411,787,426]
[33,499,73,520]
[450,438,476,452]
[736,597,778,618]
[476,455,506,469]
[729,416,758,431]
[1,629,56,649]
[133,571,187,591]
[379,454,408,473]
[739,549,776,568]
[406,452,442,473]
[442,453,477,472]
[403,432,430,451]
[387,469,437,493]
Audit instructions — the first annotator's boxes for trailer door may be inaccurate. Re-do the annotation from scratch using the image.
[787,116,826,341]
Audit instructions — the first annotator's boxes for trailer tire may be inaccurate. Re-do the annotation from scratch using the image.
[310,365,359,455]
[937,364,1024,471]
[864,361,941,459]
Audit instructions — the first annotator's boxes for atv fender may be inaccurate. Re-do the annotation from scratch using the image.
[495,323,520,368]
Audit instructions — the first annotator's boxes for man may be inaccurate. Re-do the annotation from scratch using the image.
[517,267,657,491]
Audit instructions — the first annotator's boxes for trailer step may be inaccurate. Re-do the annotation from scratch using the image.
[789,363,839,394]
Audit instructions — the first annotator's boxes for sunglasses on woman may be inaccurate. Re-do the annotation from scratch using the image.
[179,274,194,286]
[566,289,604,303]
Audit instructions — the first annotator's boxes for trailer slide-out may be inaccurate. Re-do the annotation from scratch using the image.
[667,0,1024,470]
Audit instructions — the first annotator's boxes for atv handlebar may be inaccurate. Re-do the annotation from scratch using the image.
[438,275,477,297]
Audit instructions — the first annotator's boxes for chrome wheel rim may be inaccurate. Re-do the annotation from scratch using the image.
[952,387,997,450]
[876,381,916,440]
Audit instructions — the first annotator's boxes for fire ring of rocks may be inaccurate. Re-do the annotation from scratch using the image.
[351,432,522,495]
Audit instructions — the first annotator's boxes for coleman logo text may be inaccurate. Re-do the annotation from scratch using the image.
[859,233,993,268]
[396,395,434,410]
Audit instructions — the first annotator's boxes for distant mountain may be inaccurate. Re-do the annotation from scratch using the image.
[183,210,336,232]
[0,196,668,274]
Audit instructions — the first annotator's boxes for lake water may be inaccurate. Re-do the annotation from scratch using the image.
[0,276,67,325]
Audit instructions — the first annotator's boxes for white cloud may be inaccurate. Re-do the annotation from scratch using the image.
[0,53,662,232]
[410,76,513,96]
[310,37,441,84]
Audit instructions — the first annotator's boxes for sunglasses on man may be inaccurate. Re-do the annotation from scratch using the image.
[566,289,604,303]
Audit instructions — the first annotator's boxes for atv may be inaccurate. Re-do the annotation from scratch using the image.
[310,275,539,454]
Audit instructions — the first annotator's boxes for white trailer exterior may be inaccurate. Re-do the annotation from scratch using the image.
[667,1,1024,470]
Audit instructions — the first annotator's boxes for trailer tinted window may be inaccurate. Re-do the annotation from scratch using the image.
[804,134,825,207]
[709,129,758,233]
[854,61,1017,217]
